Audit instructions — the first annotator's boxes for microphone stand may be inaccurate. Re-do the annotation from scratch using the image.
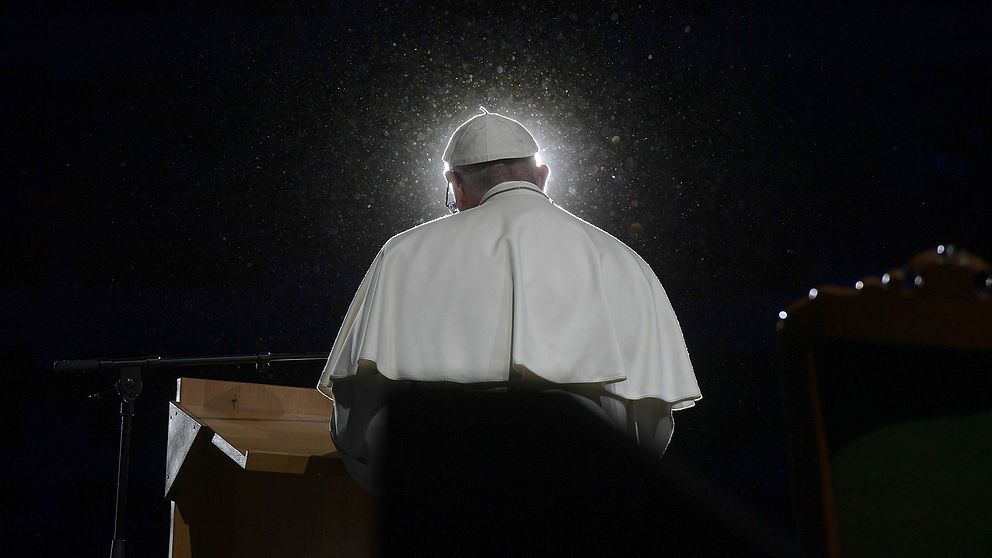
[52,352,329,558]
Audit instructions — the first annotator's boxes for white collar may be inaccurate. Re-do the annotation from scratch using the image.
[478,181,549,206]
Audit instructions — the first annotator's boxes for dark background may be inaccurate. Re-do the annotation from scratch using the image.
[3,2,990,555]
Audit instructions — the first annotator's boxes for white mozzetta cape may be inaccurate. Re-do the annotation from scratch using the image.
[318,181,700,409]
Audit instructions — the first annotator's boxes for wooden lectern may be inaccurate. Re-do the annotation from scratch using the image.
[165,377,375,557]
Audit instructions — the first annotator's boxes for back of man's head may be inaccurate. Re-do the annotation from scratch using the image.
[442,109,550,210]
[450,156,540,195]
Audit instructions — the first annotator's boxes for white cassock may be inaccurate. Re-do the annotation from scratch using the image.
[318,181,701,489]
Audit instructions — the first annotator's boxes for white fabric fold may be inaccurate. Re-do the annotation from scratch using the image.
[318,181,700,409]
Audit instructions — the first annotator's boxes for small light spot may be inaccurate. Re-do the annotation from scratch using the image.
[937,244,946,254]
[808,288,818,300]
[881,273,890,285]
[778,311,788,320]
[914,276,924,286]
[648,54,653,60]
[611,135,621,145]
[855,281,864,290]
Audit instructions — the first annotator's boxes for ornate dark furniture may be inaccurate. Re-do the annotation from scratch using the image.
[778,246,992,558]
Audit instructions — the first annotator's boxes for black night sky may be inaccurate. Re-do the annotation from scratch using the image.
[3,3,991,556]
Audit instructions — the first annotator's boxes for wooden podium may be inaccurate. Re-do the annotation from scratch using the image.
[165,377,375,557]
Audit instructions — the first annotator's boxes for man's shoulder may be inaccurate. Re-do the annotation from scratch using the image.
[553,204,647,261]
[378,202,652,271]
[386,215,452,246]
[380,213,457,253]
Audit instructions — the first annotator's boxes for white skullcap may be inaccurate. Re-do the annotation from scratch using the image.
[442,107,540,167]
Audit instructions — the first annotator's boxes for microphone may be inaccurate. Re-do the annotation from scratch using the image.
[53,356,162,373]
[53,359,103,373]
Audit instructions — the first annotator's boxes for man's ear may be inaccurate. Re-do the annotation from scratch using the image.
[445,169,467,210]
[536,164,551,191]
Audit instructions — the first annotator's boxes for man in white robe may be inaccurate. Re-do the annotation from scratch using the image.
[318,108,701,491]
